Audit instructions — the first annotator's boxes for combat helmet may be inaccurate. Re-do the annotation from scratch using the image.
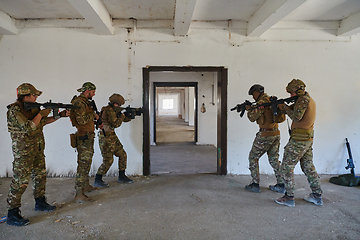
[77,82,96,92]
[109,93,125,106]
[17,83,42,96]
[248,84,264,95]
[286,79,306,96]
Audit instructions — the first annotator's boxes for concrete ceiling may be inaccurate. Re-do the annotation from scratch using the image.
[0,0,360,37]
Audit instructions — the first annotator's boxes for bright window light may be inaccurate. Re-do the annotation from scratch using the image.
[163,99,174,109]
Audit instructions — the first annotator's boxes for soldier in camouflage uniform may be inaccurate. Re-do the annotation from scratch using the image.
[70,82,101,203]
[94,93,133,187]
[244,84,286,193]
[275,79,323,207]
[6,83,69,226]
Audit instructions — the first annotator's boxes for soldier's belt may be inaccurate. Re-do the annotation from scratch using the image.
[260,128,278,132]
[291,128,314,141]
[77,130,94,136]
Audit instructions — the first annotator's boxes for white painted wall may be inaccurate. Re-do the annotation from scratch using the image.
[0,25,359,177]
[188,87,195,126]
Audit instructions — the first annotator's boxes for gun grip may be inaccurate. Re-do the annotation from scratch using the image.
[53,108,60,120]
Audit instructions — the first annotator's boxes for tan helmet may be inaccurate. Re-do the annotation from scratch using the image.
[17,83,42,96]
[77,82,96,92]
[286,79,306,95]
[109,93,125,106]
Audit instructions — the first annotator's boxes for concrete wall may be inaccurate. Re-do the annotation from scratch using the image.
[0,25,359,176]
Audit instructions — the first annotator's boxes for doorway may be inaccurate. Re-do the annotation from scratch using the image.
[154,83,198,144]
[143,66,228,176]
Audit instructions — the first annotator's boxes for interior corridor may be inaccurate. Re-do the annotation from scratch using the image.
[150,115,217,175]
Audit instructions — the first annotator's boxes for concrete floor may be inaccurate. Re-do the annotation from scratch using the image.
[155,115,195,143]
[151,114,216,175]
[0,175,359,239]
[1,116,359,239]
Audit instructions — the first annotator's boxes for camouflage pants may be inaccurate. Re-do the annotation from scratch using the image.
[248,132,282,184]
[281,138,322,197]
[75,133,94,191]
[7,150,46,210]
[97,132,127,175]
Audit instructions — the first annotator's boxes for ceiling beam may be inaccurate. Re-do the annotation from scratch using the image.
[68,0,113,35]
[174,0,198,36]
[0,10,18,35]
[337,11,360,36]
[247,0,307,37]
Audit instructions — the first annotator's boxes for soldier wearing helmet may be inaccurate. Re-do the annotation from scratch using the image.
[275,79,323,207]
[93,93,133,187]
[6,83,69,226]
[70,82,101,203]
[244,84,285,194]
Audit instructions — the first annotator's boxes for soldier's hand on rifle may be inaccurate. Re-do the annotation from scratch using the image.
[39,109,52,117]
[99,123,104,129]
[278,103,287,111]
[245,105,252,110]
[59,110,70,118]
[95,114,99,120]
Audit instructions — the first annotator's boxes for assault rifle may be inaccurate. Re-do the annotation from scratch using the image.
[120,105,144,119]
[24,100,76,120]
[89,100,106,136]
[345,138,355,176]
[255,96,299,116]
[230,100,254,117]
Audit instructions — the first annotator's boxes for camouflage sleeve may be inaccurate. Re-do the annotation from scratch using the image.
[285,95,309,122]
[73,101,95,125]
[247,108,263,122]
[246,99,266,122]
[7,105,37,133]
[107,107,125,129]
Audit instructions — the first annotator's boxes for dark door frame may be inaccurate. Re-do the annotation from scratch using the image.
[143,66,228,176]
[153,82,198,143]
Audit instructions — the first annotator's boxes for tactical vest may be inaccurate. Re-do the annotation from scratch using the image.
[100,105,115,133]
[70,95,95,133]
[256,95,281,137]
[291,94,316,130]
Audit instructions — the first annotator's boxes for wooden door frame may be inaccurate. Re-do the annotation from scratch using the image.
[153,82,198,143]
[143,66,228,175]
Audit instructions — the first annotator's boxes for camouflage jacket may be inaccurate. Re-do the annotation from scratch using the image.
[70,93,96,132]
[100,105,131,132]
[7,102,46,155]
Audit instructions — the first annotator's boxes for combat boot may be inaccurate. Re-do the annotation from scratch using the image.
[35,196,56,211]
[269,183,285,193]
[118,170,133,183]
[304,193,323,206]
[275,194,295,207]
[84,183,99,192]
[245,183,261,193]
[94,174,109,188]
[74,190,94,203]
[7,208,30,226]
